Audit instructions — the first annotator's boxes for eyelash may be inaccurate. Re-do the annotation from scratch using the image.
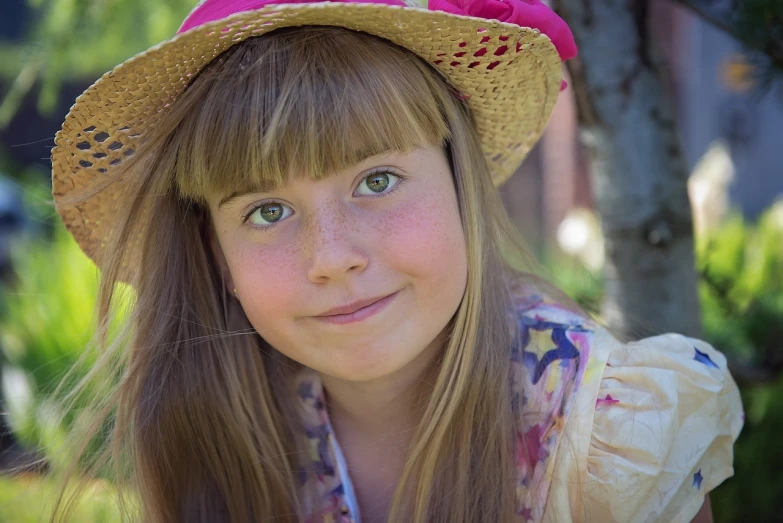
[240,168,404,228]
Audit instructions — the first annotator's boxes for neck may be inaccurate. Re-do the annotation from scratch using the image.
[319,332,444,443]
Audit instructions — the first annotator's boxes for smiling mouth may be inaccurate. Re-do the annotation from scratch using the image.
[312,290,401,325]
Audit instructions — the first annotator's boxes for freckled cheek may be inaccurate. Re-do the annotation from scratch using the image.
[228,242,305,326]
[375,193,466,279]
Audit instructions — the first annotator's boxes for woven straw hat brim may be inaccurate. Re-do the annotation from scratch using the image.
[51,2,562,271]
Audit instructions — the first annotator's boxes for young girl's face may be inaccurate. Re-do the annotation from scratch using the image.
[208,144,468,382]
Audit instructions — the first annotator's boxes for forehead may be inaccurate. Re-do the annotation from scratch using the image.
[169,27,452,205]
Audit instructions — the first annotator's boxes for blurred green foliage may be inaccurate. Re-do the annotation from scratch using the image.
[733,0,783,101]
[0,215,129,475]
[546,202,783,372]
[1,224,97,470]
[539,249,603,315]
[0,474,123,522]
[1,0,196,126]
[713,377,783,523]
[697,208,783,370]
[695,204,783,523]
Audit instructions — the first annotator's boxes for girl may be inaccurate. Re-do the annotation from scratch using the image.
[49,0,743,521]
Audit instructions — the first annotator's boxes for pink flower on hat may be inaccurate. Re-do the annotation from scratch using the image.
[428,0,577,62]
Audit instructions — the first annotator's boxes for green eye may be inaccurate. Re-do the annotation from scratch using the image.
[355,170,400,196]
[260,203,283,222]
[247,202,291,226]
[366,173,390,193]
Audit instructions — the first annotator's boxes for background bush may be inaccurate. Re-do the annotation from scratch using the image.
[0,212,128,476]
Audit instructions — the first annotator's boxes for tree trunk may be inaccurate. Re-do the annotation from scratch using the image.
[556,0,703,340]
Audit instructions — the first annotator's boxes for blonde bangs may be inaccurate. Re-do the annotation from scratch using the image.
[171,26,453,202]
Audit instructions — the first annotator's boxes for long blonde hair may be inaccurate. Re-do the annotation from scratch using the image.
[48,26,574,522]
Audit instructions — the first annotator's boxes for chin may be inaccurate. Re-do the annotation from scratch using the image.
[319,340,425,383]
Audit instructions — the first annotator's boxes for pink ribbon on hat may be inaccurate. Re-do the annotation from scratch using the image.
[179,0,406,33]
[428,0,576,62]
[179,0,577,89]
[429,0,576,90]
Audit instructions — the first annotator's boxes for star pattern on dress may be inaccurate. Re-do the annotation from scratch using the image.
[693,468,704,489]
[694,347,719,369]
[519,505,534,521]
[520,325,580,384]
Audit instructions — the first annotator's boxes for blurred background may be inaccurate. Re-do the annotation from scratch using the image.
[0,0,781,521]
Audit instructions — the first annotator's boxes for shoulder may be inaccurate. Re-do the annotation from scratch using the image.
[508,283,606,521]
[508,294,746,523]
[508,278,605,418]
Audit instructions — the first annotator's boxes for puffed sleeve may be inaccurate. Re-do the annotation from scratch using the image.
[544,326,744,523]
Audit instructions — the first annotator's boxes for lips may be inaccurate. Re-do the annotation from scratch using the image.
[316,292,395,317]
[310,289,402,325]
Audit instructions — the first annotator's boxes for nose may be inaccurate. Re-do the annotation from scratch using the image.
[305,206,369,284]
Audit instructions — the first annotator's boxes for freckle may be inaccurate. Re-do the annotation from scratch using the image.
[282,244,297,259]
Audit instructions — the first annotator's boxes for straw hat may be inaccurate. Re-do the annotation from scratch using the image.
[51,0,576,268]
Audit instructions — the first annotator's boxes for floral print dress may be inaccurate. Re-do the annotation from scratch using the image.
[293,285,744,522]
